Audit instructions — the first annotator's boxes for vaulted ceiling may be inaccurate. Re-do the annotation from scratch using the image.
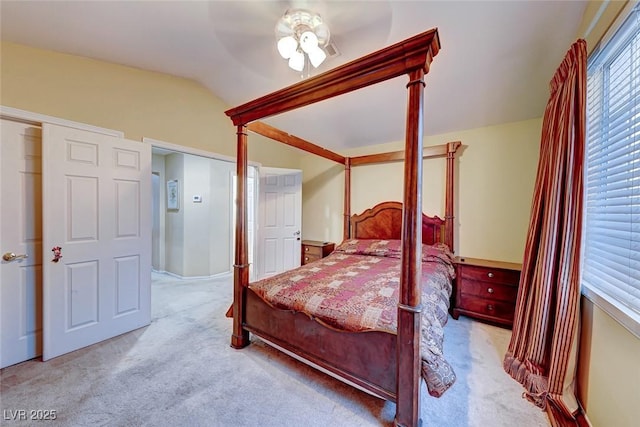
[0,1,588,150]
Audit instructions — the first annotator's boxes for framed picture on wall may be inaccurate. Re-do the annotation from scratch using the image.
[167,179,179,210]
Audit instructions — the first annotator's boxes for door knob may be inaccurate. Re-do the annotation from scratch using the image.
[3,252,28,261]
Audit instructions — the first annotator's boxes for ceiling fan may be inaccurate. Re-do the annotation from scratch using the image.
[207,1,393,81]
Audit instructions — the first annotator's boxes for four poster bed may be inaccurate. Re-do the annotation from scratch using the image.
[225,28,462,427]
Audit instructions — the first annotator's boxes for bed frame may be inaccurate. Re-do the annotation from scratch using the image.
[225,28,461,427]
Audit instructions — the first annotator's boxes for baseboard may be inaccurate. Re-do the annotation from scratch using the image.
[153,270,232,280]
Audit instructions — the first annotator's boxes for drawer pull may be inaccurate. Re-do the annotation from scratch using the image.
[487,272,494,278]
[305,247,309,252]
[487,304,494,311]
[305,257,309,261]
[487,287,494,294]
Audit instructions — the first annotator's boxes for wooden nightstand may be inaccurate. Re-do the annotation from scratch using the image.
[301,240,335,265]
[452,257,522,328]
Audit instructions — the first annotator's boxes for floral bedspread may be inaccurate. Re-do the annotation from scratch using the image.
[249,239,457,397]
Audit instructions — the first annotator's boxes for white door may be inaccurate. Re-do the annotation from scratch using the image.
[42,124,151,361]
[257,167,302,279]
[0,120,43,368]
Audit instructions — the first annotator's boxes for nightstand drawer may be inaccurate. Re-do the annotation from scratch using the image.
[302,254,321,264]
[459,279,518,303]
[457,295,516,323]
[302,245,323,257]
[459,265,520,286]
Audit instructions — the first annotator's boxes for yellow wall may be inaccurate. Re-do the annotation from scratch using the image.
[574,2,640,426]
[301,118,541,264]
[0,41,303,168]
[578,302,640,427]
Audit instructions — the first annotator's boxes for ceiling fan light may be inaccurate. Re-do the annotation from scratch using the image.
[308,47,326,68]
[288,50,305,72]
[299,30,318,53]
[277,36,297,59]
[275,9,331,75]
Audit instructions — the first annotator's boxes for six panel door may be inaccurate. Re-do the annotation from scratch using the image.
[257,167,302,279]
[42,124,151,361]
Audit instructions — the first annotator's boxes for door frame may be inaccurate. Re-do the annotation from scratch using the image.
[1,106,124,137]
[142,137,261,277]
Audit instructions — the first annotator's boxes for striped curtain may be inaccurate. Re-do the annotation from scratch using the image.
[503,39,587,425]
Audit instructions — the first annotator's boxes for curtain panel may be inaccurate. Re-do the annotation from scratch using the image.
[504,39,587,425]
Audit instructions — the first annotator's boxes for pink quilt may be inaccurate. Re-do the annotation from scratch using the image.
[249,239,457,397]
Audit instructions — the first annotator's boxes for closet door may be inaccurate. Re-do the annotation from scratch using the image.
[0,120,43,368]
[42,124,152,361]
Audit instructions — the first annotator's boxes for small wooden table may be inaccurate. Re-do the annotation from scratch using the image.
[452,256,522,328]
[301,240,335,265]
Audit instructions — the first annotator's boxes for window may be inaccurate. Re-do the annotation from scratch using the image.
[583,2,640,337]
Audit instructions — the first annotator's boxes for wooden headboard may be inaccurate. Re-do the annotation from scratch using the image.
[350,201,445,246]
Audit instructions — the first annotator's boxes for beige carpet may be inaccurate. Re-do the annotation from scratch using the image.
[0,272,550,426]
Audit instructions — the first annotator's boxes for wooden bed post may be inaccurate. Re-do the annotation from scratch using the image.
[396,69,426,427]
[231,124,250,349]
[344,157,351,241]
[445,141,461,253]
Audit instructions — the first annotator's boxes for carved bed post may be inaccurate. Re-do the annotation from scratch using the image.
[445,141,461,253]
[344,157,352,241]
[231,124,250,349]
[396,69,426,427]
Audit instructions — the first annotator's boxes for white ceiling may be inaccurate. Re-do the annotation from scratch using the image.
[0,1,588,151]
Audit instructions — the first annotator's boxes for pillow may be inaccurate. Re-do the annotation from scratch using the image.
[334,239,402,257]
[335,239,454,264]
[422,242,455,265]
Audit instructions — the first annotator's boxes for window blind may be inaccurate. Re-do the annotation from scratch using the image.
[584,2,640,319]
